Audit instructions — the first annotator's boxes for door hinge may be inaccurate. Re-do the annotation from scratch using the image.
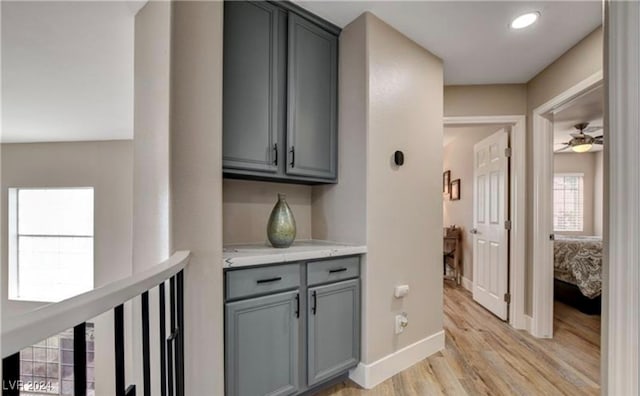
[505,147,512,157]
[504,220,512,230]
[504,293,511,304]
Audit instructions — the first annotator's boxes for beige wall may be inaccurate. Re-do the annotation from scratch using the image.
[527,27,603,113]
[224,180,312,244]
[133,1,172,270]
[131,3,173,395]
[0,140,133,396]
[444,84,527,117]
[1,141,133,314]
[443,125,502,281]
[525,26,603,313]
[553,152,597,236]
[314,12,443,366]
[170,2,224,395]
[594,150,603,236]
[311,14,367,246]
[366,12,443,362]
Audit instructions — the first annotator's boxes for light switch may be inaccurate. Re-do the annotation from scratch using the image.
[394,284,409,298]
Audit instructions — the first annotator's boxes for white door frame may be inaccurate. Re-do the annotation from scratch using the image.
[443,115,527,330]
[530,71,603,339]
[605,1,639,394]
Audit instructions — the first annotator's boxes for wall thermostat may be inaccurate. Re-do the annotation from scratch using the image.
[394,150,405,166]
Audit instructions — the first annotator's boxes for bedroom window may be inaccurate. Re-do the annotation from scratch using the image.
[553,174,584,232]
[8,188,94,303]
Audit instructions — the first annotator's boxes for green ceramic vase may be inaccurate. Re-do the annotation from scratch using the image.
[267,193,297,248]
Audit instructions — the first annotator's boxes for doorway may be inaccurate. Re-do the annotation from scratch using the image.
[443,116,526,329]
[531,72,603,338]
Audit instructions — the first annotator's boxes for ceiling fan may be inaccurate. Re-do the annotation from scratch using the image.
[555,122,604,153]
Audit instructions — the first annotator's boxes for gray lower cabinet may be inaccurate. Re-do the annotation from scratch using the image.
[225,291,300,396]
[225,257,360,395]
[307,279,360,386]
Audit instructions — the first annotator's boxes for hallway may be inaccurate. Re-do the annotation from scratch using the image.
[319,283,600,395]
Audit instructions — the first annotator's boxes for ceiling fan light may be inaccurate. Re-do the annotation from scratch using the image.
[571,143,593,153]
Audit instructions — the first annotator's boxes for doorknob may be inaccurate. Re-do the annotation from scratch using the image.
[470,228,478,234]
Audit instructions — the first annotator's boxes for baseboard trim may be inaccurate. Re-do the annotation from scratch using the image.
[349,330,445,389]
[524,314,532,333]
[461,276,472,292]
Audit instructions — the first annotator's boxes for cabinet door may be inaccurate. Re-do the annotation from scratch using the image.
[223,1,285,173]
[287,15,338,181]
[307,279,360,386]
[226,291,300,396]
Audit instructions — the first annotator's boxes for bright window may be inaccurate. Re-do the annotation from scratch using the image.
[553,174,584,232]
[9,188,94,302]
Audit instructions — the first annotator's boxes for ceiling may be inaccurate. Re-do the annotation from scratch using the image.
[294,1,602,85]
[1,1,142,143]
[553,85,604,153]
[2,1,602,143]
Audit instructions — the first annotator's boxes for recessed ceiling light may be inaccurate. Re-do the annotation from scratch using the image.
[510,12,540,29]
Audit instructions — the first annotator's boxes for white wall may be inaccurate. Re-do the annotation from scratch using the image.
[170,2,224,395]
[553,152,598,236]
[443,125,503,281]
[314,13,443,385]
[224,180,312,244]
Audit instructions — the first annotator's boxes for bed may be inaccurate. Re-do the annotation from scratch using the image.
[553,235,602,314]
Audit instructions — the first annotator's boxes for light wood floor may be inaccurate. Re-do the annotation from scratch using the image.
[318,283,600,396]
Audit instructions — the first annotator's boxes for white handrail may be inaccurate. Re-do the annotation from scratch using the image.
[2,250,191,358]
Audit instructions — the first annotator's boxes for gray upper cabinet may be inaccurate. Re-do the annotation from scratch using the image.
[286,15,338,181]
[225,290,300,396]
[223,1,285,173]
[223,2,339,184]
[307,279,360,386]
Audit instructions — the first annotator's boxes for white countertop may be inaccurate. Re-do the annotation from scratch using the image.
[223,240,367,268]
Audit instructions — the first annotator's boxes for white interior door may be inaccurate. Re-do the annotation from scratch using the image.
[472,129,510,320]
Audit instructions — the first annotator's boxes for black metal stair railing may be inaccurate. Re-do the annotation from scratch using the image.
[1,251,189,396]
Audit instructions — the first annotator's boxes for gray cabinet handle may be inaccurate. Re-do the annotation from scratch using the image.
[329,268,347,274]
[311,291,317,314]
[289,146,295,167]
[273,143,278,166]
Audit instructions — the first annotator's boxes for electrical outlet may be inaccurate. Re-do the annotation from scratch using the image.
[395,312,408,334]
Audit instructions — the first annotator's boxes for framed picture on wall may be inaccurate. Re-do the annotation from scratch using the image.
[451,179,461,200]
[443,170,451,197]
